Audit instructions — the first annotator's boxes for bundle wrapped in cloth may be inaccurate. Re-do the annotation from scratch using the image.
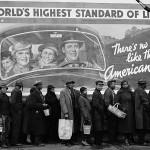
[108,103,127,119]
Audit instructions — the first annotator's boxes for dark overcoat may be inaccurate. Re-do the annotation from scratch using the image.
[28,89,46,136]
[92,88,105,131]
[78,95,91,131]
[116,88,134,133]
[135,87,150,130]
[45,91,61,140]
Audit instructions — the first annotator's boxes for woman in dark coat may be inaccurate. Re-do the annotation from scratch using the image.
[45,85,60,143]
[116,80,134,145]
[23,86,36,144]
[28,81,48,146]
[78,87,91,146]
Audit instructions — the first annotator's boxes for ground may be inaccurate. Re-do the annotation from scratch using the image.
[2,143,150,150]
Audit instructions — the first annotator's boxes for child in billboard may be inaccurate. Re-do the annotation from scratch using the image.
[1,51,14,78]
[34,43,58,69]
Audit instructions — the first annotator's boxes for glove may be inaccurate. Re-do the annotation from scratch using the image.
[64,113,69,119]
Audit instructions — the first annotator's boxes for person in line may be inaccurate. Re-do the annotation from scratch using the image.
[116,80,134,145]
[59,81,80,146]
[10,81,23,146]
[22,86,36,145]
[134,79,150,145]
[45,85,61,143]
[78,87,91,146]
[28,81,48,146]
[0,83,11,148]
[92,80,105,147]
[104,79,118,144]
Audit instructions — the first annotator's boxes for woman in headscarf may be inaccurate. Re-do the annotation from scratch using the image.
[116,80,134,145]
[78,87,91,146]
[45,85,60,143]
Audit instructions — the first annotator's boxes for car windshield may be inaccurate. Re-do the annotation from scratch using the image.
[0,28,105,79]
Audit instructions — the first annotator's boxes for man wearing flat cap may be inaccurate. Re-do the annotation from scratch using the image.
[27,80,48,146]
[135,79,150,145]
[59,34,93,68]
[10,80,23,146]
[59,80,80,145]
[92,80,105,146]
[104,79,118,144]
[8,41,33,76]
[0,83,10,148]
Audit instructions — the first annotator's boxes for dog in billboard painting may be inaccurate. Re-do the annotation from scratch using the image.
[59,33,101,69]
[5,41,33,77]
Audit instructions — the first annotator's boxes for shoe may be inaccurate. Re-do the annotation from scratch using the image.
[35,143,45,147]
[124,139,130,146]
[1,144,8,148]
[65,142,72,147]
[82,140,90,146]
[143,142,150,146]
[11,143,22,146]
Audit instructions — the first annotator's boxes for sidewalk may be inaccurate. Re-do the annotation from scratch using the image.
[3,143,150,150]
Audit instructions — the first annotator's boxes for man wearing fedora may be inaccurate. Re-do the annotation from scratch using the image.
[10,80,23,146]
[0,83,10,148]
[59,34,93,68]
[59,80,80,146]
[27,81,48,146]
[92,80,105,146]
[135,79,150,145]
[8,41,33,76]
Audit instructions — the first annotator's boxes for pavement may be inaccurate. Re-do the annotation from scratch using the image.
[2,143,150,150]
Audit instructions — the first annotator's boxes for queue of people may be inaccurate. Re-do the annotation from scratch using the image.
[0,79,150,148]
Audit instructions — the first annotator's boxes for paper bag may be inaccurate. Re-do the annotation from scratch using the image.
[58,119,73,140]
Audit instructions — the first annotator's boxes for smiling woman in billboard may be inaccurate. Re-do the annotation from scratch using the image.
[7,41,33,76]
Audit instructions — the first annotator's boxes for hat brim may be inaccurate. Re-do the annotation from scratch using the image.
[61,40,84,48]
[66,81,75,85]
[9,44,32,55]
[0,86,8,89]
[38,44,58,55]
[33,82,42,86]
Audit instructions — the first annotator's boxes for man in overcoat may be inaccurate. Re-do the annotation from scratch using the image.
[104,79,118,144]
[10,80,23,146]
[59,81,80,145]
[28,81,48,146]
[92,80,105,146]
[0,83,11,148]
[135,79,150,145]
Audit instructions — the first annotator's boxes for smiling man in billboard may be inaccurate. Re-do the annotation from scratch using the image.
[59,34,93,68]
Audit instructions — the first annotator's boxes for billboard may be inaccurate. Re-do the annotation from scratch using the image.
[0,1,150,91]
